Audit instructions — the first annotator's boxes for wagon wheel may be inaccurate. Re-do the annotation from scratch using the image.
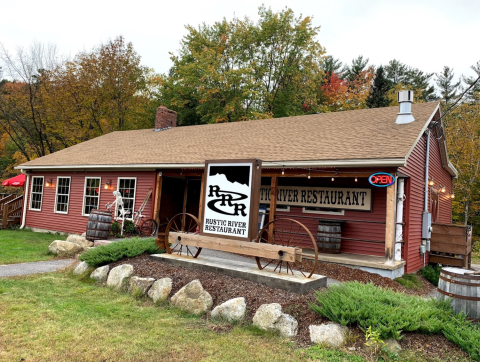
[139,219,158,237]
[255,218,318,278]
[165,213,202,258]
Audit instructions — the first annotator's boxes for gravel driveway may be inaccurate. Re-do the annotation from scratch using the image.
[0,259,76,278]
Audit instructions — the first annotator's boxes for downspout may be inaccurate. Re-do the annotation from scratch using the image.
[424,129,431,213]
[395,178,405,261]
[20,169,29,229]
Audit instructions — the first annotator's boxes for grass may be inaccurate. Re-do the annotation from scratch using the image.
[0,272,308,362]
[0,229,65,265]
[395,273,423,289]
[472,251,480,265]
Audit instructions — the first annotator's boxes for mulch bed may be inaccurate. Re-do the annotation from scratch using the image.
[110,253,470,360]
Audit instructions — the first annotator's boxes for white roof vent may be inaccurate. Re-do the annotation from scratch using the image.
[396,90,415,124]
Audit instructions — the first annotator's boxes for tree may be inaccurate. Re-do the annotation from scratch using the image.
[160,6,325,125]
[436,66,461,105]
[0,42,62,160]
[385,59,436,102]
[463,61,480,102]
[342,56,369,83]
[366,66,392,108]
[444,102,480,233]
[322,56,343,77]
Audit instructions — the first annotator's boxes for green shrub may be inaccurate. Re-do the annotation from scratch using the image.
[79,237,160,267]
[420,264,442,286]
[110,221,121,236]
[310,282,480,360]
[124,220,135,234]
[443,314,480,360]
[311,282,447,340]
[394,273,423,289]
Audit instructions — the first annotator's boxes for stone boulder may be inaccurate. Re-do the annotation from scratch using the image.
[383,338,402,353]
[128,276,155,295]
[148,278,172,303]
[309,323,348,347]
[48,240,84,257]
[171,280,213,315]
[73,261,90,275]
[94,240,113,247]
[253,303,298,337]
[90,265,110,283]
[106,264,134,290]
[67,234,93,248]
[211,297,246,323]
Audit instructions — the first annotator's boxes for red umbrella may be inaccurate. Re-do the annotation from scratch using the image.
[2,174,26,187]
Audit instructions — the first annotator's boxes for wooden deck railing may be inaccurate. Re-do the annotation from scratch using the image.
[1,195,23,229]
[429,223,472,268]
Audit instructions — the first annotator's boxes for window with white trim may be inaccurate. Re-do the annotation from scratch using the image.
[83,178,101,215]
[55,177,71,214]
[117,178,136,219]
[29,176,44,211]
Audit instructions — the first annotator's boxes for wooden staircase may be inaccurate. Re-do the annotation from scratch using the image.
[0,194,23,229]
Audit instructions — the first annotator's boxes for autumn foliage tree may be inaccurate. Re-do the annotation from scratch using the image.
[160,6,325,125]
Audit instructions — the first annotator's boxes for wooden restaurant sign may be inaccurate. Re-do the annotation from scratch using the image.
[259,186,372,211]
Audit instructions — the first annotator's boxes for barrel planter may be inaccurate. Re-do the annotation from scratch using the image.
[317,221,342,254]
[86,209,112,241]
[437,267,480,318]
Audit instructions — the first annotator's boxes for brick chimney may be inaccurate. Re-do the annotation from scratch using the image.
[155,106,177,130]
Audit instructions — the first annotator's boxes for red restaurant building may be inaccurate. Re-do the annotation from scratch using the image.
[16,92,456,278]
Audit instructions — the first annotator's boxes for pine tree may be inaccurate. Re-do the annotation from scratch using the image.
[436,66,461,105]
[322,56,343,77]
[366,66,392,108]
[342,56,369,82]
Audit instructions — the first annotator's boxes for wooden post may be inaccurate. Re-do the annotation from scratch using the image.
[182,179,188,231]
[385,184,395,264]
[198,172,205,229]
[153,172,163,224]
[268,176,278,243]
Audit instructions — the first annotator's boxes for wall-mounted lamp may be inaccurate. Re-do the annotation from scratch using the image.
[281,168,285,176]
[440,185,446,193]
[104,180,112,189]
[354,173,358,182]
[45,179,52,187]
[450,193,455,199]
[308,170,311,179]
[428,178,434,186]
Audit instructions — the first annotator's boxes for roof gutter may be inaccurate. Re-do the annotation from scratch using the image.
[15,158,407,171]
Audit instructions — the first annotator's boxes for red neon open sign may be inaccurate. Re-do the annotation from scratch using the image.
[369,173,395,187]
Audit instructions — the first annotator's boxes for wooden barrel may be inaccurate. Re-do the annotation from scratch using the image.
[317,221,342,254]
[86,210,112,241]
[437,267,480,318]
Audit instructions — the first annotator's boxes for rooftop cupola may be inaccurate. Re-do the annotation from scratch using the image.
[395,90,415,124]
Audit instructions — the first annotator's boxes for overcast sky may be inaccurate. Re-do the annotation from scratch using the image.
[1,0,479,85]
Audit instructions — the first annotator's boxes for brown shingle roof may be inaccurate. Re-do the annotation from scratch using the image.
[19,102,439,169]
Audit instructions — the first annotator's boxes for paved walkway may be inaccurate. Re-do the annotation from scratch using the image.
[0,259,76,278]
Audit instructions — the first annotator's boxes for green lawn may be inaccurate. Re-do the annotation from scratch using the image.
[0,229,66,265]
[472,251,480,265]
[0,273,307,362]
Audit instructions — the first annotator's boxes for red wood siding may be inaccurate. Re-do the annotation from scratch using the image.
[263,169,391,257]
[399,127,453,273]
[24,171,156,234]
